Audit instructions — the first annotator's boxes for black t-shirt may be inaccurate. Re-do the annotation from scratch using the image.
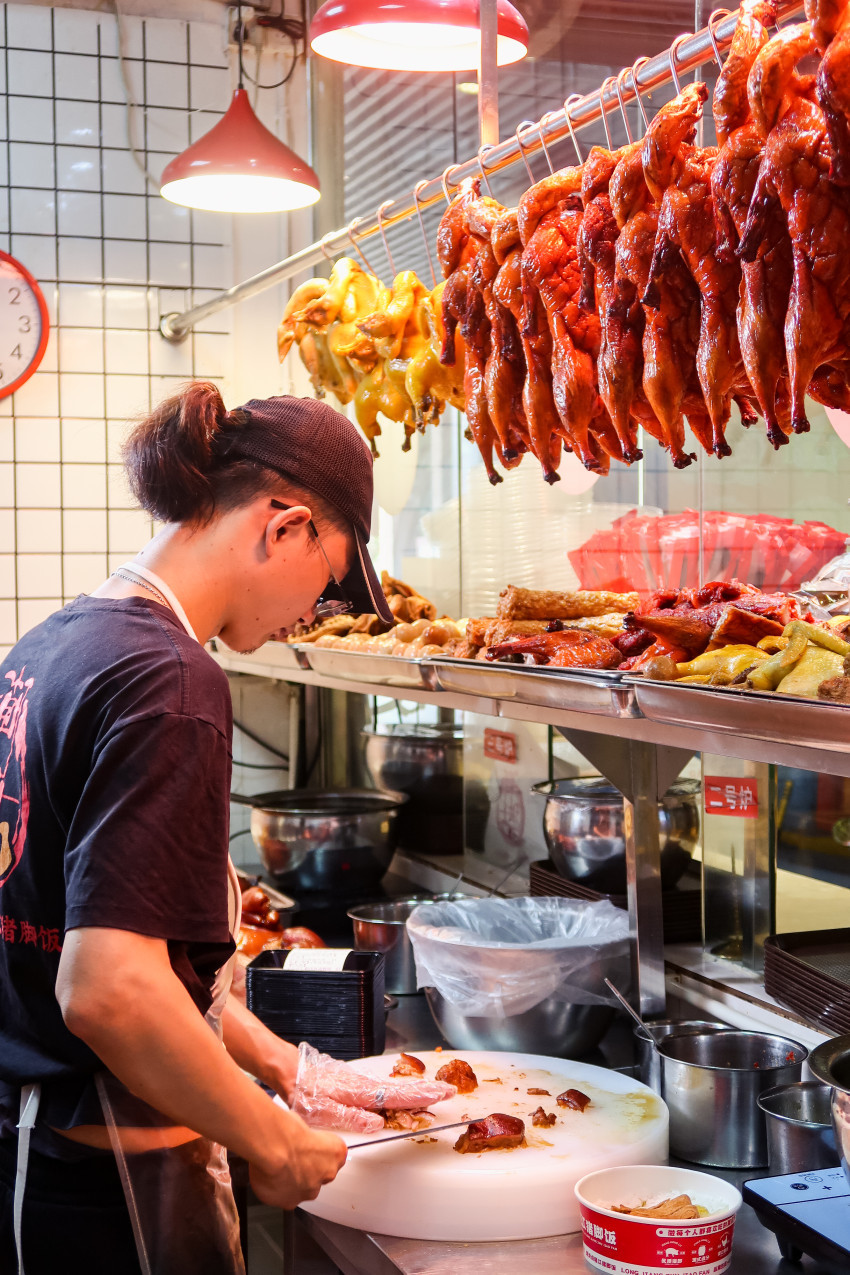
[0,595,234,1136]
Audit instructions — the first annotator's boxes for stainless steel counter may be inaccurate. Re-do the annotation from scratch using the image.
[288,996,843,1275]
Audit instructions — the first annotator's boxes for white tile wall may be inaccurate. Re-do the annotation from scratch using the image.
[0,2,236,659]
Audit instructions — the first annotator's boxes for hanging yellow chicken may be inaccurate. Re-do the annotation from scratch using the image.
[277,258,465,455]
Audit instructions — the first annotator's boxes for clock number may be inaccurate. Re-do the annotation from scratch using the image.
[8,287,20,305]
[0,367,5,381]
[10,345,20,360]
[18,315,30,334]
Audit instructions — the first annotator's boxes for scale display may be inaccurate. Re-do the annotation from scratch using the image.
[744,1167,850,1271]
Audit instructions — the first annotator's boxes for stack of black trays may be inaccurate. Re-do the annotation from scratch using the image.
[529,859,702,944]
[246,950,386,1060]
[764,929,850,1036]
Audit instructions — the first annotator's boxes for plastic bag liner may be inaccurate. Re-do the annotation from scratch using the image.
[406,896,631,1019]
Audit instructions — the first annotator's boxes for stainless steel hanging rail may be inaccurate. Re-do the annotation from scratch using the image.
[159,0,805,343]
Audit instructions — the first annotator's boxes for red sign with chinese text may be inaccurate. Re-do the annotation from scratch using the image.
[484,728,518,764]
[704,776,759,819]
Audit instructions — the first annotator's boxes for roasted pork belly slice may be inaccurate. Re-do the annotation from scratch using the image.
[453,1113,527,1153]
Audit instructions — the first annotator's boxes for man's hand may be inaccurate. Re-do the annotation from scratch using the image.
[249,1120,347,1209]
[291,1042,457,1133]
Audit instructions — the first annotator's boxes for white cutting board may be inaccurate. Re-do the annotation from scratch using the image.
[301,1049,668,1241]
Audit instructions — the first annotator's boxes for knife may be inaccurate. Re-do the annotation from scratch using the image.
[347,1120,470,1150]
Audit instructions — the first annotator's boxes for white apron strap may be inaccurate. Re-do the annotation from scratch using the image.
[95,1073,153,1275]
[14,1083,41,1275]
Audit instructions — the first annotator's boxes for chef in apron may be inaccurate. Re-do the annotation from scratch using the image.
[0,385,401,1274]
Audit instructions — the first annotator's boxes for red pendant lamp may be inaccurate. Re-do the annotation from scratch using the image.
[309,0,529,72]
[160,8,320,213]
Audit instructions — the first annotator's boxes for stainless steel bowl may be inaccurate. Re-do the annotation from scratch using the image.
[424,985,613,1056]
[633,1019,730,1092]
[808,1034,850,1190]
[233,789,407,891]
[348,898,428,995]
[757,1081,839,1176]
[362,724,489,854]
[658,1030,807,1168]
[533,777,700,894]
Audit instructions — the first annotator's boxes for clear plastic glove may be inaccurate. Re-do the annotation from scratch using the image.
[290,1042,457,1133]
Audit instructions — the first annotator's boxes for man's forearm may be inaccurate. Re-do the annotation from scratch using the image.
[221,997,299,1099]
[57,929,300,1175]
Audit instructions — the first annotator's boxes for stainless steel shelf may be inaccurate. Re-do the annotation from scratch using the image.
[213,644,850,778]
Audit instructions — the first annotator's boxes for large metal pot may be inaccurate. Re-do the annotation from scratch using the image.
[633,1019,730,1092]
[232,789,407,892]
[808,1034,850,1190]
[424,985,613,1056]
[533,776,700,894]
[348,898,426,995]
[658,1030,807,1168]
[362,724,489,854]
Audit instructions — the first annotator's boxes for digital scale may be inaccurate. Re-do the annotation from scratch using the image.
[743,1167,850,1271]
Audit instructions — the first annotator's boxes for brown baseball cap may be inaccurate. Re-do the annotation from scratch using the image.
[229,395,393,624]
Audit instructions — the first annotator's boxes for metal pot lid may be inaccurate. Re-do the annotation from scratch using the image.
[361,723,464,741]
[532,776,701,802]
[237,787,408,815]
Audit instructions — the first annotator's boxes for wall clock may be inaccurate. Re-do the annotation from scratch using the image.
[0,251,50,400]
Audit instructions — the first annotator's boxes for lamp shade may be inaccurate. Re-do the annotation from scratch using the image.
[160,89,321,213]
[310,0,529,72]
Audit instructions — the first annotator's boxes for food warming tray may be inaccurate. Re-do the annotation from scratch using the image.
[303,646,430,689]
[627,678,850,752]
[429,658,637,718]
[297,1049,667,1241]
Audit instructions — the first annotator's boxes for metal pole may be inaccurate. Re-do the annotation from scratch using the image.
[159,0,805,342]
[478,0,500,147]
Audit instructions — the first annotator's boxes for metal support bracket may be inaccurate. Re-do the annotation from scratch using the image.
[556,727,694,1017]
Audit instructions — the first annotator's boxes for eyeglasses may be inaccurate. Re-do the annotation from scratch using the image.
[271,500,353,618]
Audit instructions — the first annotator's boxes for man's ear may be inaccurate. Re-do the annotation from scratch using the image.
[264,504,312,557]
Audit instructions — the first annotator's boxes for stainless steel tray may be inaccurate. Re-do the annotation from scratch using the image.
[429,657,638,717]
[303,646,429,689]
[264,642,311,670]
[628,677,850,751]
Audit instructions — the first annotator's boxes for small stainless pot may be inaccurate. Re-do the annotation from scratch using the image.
[231,789,407,891]
[808,1033,850,1190]
[634,1019,730,1093]
[348,898,428,995]
[532,777,700,894]
[658,1030,807,1168]
[757,1081,839,1176]
[424,985,613,1056]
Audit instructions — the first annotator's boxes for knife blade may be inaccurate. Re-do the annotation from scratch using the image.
[347,1120,470,1150]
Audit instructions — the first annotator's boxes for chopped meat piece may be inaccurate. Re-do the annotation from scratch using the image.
[436,1059,478,1094]
[483,1077,503,1083]
[527,1088,550,1096]
[613,1193,702,1220]
[530,1107,557,1128]
[454,1114,527,1153]
[819,674,850,703]
[390,1052,426,1078]
[556,1088,591,1111]
[381,1108,436,1131]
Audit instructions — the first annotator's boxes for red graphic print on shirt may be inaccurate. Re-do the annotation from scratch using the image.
[0,667,33,888]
